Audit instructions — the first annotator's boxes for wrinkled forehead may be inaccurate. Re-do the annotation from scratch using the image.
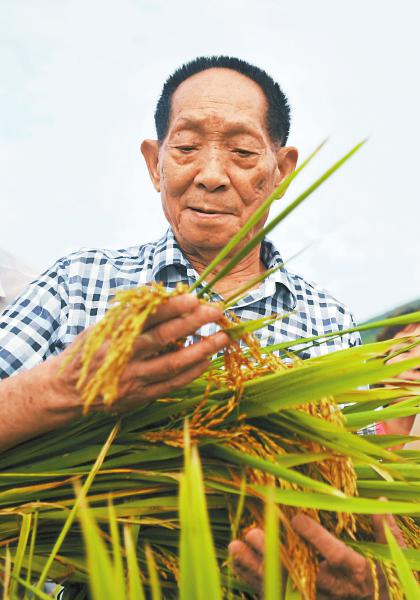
[168,68,269,136]
[168,112,267,143]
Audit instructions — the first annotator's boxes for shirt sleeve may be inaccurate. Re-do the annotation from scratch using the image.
[0,258,70,379]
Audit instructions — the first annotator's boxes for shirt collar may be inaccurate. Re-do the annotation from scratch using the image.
[260,238,297,308]
[150,228,297,308]
[151,228,195,281]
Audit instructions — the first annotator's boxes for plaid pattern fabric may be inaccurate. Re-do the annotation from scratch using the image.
[0,228,361,379]
[0,229,375,434]
[0,229,373,434]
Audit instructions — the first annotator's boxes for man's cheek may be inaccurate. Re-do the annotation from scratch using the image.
[161,163,194,197]
[239,173,272,207]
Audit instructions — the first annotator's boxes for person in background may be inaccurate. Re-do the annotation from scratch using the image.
[0,248,38,314]
[375,307,420,449]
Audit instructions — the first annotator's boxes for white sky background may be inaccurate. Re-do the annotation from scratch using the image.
[1,0,419,322]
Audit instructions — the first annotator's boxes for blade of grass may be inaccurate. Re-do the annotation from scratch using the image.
[209,446,346,496]
[23,508,38,600]
[264,488,282,600]
[384,522,419,599]
[223,265,286,309]
[2,546,11,600]
[9,513,31,597]
[124,524,146,600]
[4,574,54,600]
[231,474,247,541]
[345,399,420,431]
[224,312,294,341]
[179,422,222,600]
[227,474,247,600]
[145,544,162,600]
[252,485,420,515]
[108,499,124,588]
[264,311,420,355]
[76,482,121,600]
[285,575,301,599]
[349,541,420,571]
[35,422,120,591]
[223,243,312,309]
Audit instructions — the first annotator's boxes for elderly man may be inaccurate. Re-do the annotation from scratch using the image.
[1,56,391,598]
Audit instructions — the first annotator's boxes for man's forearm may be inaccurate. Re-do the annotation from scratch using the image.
[0,358,80,453]
[0,296,229,453]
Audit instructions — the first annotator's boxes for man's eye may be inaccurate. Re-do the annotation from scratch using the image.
[176,146,197,153]
[233,149,255,157]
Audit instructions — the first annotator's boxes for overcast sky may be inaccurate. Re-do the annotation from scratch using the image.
[1,0,419,321]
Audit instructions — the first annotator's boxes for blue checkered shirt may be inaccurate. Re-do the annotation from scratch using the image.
[0,228,361,379]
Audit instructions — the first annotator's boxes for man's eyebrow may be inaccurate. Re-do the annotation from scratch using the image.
[170,117,264,140]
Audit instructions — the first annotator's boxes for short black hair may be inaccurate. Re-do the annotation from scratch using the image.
[154,55,291,146]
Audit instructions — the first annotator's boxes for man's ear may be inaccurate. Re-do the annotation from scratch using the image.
[274,146,299,187]
[141,139,161,192]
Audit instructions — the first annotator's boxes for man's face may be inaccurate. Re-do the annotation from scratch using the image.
[142,68,297,256]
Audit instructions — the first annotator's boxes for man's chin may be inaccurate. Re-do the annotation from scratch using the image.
[176,217,240,255]
[176,228,235,256]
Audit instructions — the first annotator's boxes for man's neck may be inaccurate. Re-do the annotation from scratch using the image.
[182,244,265,299]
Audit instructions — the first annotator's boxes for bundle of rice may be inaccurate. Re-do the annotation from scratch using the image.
[0,142,419,599]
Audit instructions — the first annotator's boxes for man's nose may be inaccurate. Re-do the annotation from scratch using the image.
[194,151,230,192]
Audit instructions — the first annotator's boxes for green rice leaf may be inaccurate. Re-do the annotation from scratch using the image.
[108,499,124,589]
[77,486,121,600]
[384,522,419,599]
[209,446,345,496]
[34,422,119,591]
[265,311,420,354]
[179,426,222,600]
[145,544,162,600]
[23,508,39,600]
[124,525,146,600]
[252,485,420,515]
[9,513,31,597]
[264,489,282,600]
[349,541,420,570]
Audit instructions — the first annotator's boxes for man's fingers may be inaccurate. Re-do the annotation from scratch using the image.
[128,331,228,384]
[138,359,212,402]
[228,540,263,594]
[372,513,407,548]
[291,514,365,570]
[244,528,265,558]
[372,497,407,548]
[134,303,225,357]
[116,359,210,412]
[143,294,200,330]
[316,561,340,594]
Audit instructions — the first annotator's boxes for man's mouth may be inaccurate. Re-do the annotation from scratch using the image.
[187,207,230,216]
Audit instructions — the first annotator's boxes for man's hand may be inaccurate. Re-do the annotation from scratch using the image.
[229,512,405,599]
[50,293,229,414]
[0,294,228,451]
